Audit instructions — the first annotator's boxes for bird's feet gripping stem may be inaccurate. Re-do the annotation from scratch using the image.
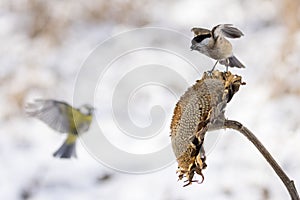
[208,60,219,74]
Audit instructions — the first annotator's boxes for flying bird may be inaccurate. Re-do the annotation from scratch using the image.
[25,99,94,158]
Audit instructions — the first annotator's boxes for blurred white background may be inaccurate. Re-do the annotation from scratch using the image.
[0,0,300,199]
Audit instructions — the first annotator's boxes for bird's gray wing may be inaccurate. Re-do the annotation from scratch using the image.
[77,122,90,134]
[212,24,244,39]
[25,99,71,133]
[191,27,211,36]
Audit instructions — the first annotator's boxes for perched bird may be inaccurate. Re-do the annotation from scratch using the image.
[25,99,94,158]
[190,24,245,71]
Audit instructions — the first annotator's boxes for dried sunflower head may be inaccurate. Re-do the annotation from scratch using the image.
[170,70,245,186]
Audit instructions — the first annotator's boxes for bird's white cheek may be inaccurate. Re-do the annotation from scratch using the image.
[200,38,210,46]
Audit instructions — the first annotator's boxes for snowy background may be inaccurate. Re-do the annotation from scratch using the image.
[1,0,300,199]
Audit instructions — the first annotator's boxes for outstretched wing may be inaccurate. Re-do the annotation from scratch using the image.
[25,99,71,133]
[191,27,211,36]
[212,24,244,39]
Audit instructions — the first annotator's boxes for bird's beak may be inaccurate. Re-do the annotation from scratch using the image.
[190,45,195,51]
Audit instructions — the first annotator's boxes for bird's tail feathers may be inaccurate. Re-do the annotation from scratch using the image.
[53,137,77,159]
[220,56,245,69]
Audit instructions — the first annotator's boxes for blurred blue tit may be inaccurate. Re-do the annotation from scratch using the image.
[25,99,94,159]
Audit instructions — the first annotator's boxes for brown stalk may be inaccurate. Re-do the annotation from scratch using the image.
[223,119,299,200]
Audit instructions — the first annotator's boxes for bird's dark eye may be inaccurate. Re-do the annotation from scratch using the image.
[193,34,211,43]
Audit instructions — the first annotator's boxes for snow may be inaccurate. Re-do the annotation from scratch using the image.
[1,0,300,199]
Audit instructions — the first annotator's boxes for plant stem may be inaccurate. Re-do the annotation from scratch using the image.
[224,120,299,200]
